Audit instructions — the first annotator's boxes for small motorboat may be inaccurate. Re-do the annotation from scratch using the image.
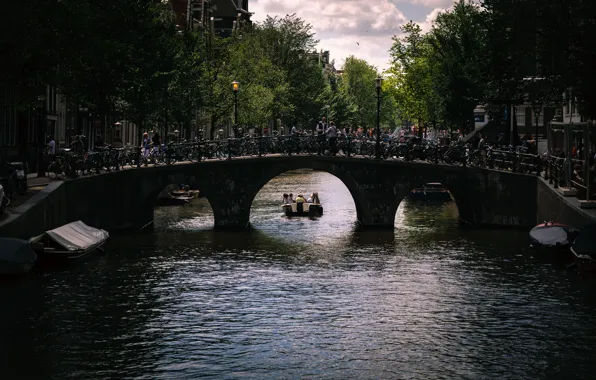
[157,193,193,206]
[170,189,200,198]
[529,221,578,249]
[408,182,451,201]
[30,220,109,260]
[0,238,37,275]
[281,202,323,217]
[571,224,596,272]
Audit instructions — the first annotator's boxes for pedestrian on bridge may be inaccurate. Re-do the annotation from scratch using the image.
[326,121,338,156]
[316,116,327,155]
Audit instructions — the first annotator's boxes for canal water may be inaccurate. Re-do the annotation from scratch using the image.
[2,170,596,379]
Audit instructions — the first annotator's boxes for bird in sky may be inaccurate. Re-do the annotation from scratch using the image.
[356,42,360,46]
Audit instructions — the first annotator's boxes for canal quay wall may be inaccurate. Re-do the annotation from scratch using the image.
[0,157,594,240]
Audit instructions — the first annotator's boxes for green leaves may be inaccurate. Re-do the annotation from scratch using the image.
[388,1,488,132]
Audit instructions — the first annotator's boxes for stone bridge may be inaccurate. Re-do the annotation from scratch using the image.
[0,155,544,238]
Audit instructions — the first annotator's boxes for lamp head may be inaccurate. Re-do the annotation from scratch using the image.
[232,81,240,92]
[375,77,383,89]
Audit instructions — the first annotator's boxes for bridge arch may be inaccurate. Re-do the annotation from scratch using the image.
[244,161,367,226]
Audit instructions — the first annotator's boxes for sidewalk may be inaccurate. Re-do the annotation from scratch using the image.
[1,174,57,213]
[27,173,53,188]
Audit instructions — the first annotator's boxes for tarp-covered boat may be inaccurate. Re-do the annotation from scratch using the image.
[571,224,596,272]
[0,238,37,274]
[30,220,109,260]
[529,222,578,249]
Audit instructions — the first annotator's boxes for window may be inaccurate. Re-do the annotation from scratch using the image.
[515,107,525,126]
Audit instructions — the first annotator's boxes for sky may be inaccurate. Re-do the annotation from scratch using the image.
[249,0,458,72]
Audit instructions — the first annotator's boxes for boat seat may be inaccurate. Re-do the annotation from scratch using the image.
[297,202,304,213]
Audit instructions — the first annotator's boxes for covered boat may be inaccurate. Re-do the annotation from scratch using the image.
[409,182,451,201]
[281,202,324,217]
[529,221,578,249]
[571,224,596,272]
[30,220,109,260]
[0,238,37,274]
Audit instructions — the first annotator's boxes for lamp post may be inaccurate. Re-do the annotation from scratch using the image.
[232,81,239,137]
[375,77,383,159]
[37,94,47,177]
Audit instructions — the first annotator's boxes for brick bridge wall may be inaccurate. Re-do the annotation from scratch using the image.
[0,156,541,239]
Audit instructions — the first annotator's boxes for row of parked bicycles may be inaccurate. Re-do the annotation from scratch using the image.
[42,134,545,180]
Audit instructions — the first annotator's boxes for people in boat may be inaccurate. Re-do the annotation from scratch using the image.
[282,193,290,204]
[307,193,313,203]
[289,193,294,203]
[295,194,306,203]
[312,192,320,204]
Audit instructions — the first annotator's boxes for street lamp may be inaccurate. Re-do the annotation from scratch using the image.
[232,80,239,137]
[523,76,547,154]
[37,95,47,177]
[375,77,383,159]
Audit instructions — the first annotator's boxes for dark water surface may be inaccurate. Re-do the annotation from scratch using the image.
[2,170,596,379]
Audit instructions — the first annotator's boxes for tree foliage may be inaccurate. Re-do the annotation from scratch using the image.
[388,0,596,134]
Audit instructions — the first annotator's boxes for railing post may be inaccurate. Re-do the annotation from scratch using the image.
[347,136,351,157]
[258,136,262,157]
[288,137,292,156]
[227,138,232,160]
[197,142,202,162]
[512,153,517,173]
[554,164,559,188]
[535,155,541,176]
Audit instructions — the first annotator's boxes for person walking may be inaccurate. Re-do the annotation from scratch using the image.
[326,121,338,156]
[316,116,327,155]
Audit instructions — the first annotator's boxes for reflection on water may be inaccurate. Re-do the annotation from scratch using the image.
[1,170,596,379]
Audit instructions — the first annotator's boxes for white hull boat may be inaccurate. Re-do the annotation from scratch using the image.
[30,220,109,261]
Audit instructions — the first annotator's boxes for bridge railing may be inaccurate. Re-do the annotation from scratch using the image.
[43,136,555,179]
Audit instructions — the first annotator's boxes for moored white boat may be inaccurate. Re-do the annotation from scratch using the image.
[529,221,578,250]
[30,220,109,261]
[0,238,37,275]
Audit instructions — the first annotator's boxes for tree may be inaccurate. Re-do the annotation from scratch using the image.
[389,22,443,135]
[340,56,379,128]
[428,0,487,133]
[257,15,326,128]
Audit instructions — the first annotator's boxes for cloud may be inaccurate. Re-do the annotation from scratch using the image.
[418,7,447,32]
[250,0,449,71]
[405,0,453,7]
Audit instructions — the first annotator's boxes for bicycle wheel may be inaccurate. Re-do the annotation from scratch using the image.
[47,164,58,180]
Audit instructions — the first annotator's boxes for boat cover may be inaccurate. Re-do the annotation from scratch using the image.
[46,221,109,251]
[572,224,596,256]
[0,238,37,264]
[529,225,569,247]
